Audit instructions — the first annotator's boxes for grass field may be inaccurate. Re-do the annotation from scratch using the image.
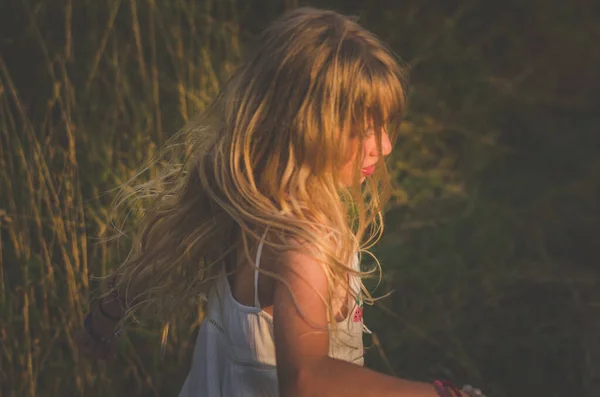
[1,1,599,396]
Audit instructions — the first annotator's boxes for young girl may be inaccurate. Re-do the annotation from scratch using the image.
[77,7,484,397]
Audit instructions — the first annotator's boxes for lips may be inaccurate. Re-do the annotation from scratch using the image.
[361,164,376,177]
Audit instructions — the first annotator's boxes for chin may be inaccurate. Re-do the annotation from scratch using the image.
[340,176,367,187]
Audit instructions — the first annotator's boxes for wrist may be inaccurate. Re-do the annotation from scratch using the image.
[85,312,121,343]
[98,296,125,321]
[432,381,485,397]
[97,273,129,321]
[91,304,121,332]
[432,380,462,397]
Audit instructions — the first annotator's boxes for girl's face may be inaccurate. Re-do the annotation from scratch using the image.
[339,127,392,186]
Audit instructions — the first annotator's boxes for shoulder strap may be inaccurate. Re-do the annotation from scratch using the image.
[254,231,268,309]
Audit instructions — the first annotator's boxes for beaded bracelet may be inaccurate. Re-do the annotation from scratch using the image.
[433,380,486,397]
[98,297,123,322]
[433,380,461,397]
[432,380,449,397]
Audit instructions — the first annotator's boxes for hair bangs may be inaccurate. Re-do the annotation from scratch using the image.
[351,55,407,143]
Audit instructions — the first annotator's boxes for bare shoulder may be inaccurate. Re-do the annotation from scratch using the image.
[249,235,323,295]
[272,242,332,368]
[270,237,332,304]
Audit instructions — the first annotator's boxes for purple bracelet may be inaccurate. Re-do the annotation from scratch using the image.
[433,380,486,397]
[433,380,461,397]
[433,380,449,397]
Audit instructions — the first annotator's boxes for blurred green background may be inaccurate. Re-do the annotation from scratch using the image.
[1,0,598,396]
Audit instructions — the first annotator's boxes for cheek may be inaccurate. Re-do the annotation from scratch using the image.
[346,140,367,164]
[339,142,367,185]
[346,139,359,162]
[363,136,379,157]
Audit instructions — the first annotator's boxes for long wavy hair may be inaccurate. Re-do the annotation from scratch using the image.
[110,7,407,330]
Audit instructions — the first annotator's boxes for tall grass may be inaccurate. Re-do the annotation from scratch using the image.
[1,1,599,396]
[0,1,241,395]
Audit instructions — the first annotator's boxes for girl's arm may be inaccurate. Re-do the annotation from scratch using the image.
[273,249,461,397]
[76,275,128,359]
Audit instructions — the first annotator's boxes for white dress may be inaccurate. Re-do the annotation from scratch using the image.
[178,239,370,397]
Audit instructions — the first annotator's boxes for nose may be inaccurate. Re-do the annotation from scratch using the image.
[381,131,392,157]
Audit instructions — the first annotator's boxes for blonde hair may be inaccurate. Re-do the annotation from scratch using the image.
[111,7,407,329]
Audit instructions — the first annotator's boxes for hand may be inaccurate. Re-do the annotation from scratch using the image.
[75,312,120,360]
[461,385,485,397]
